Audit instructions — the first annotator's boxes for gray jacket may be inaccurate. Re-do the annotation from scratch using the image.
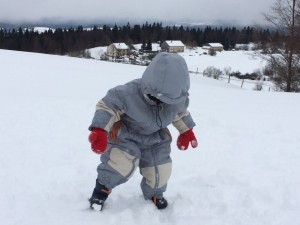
[90,52,195,136]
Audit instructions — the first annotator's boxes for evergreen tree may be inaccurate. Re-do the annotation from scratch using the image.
[141,39,146,51]
[146,40,152,51]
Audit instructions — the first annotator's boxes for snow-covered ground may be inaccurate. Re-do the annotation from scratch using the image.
[179,48,265,74]
[0,49,299,225]
[88,46,107,59]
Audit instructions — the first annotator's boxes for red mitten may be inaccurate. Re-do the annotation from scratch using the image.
[177,129,198,150]
[88,128,108,154]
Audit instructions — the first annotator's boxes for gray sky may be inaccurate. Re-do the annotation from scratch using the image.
[0,0,276,25]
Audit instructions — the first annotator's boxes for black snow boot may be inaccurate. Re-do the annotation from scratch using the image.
[151,196,168,210]
[89,180,111,211]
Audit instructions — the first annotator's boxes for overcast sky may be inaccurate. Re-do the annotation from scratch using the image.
[0,0,276,26]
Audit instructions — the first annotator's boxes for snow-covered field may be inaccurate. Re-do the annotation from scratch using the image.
[0,49,299,225]
[179,48,265,74]
[89,46,271,91]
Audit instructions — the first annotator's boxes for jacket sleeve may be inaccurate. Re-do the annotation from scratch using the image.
[89,87,125,132]
[172,98,196,134]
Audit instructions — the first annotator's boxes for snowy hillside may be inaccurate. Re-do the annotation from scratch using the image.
[0,49,299,225]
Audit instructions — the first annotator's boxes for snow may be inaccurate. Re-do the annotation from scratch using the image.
[88,46,107,59]
[0,49,300,225]
[33,27,55,33]
[179,48,265,74]
[163,40,185,47]
[112,43,128,49]
[208,43,224,47]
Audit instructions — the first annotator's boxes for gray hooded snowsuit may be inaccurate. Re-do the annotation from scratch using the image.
[90,52,196,199]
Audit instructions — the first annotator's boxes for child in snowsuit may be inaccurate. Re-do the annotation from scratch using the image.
[88,52,198,210]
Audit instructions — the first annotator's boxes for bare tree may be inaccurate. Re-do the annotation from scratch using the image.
[263,0,300,92]
[203,66,222,79]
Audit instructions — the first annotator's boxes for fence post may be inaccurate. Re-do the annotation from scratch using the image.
[228,75,231,83]
[241,79,244,88]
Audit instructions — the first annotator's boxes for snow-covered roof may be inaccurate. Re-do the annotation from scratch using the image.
[113,43,128,49]
[208,43,223,47]
[164,40,185,47]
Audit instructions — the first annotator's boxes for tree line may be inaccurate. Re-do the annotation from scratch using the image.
[0,22,279,55]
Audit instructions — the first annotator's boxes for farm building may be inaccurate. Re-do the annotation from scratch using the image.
[203,43,224,51]
[161,40,185,53]
[107,43,129,57]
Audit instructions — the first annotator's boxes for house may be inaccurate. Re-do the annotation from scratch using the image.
[202,43,224,51]
[161,40,185,53]
[107,43,129,57]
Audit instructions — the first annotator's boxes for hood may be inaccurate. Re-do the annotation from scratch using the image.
[141,52,190,105]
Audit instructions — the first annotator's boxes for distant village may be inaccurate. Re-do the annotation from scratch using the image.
[100,41,224,65]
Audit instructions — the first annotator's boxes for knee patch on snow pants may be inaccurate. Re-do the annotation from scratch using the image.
[140,162,172,189]
[139,145,172,199]
[97,147,140,189]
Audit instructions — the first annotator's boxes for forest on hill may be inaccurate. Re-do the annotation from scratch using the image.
[0,22,279,55]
